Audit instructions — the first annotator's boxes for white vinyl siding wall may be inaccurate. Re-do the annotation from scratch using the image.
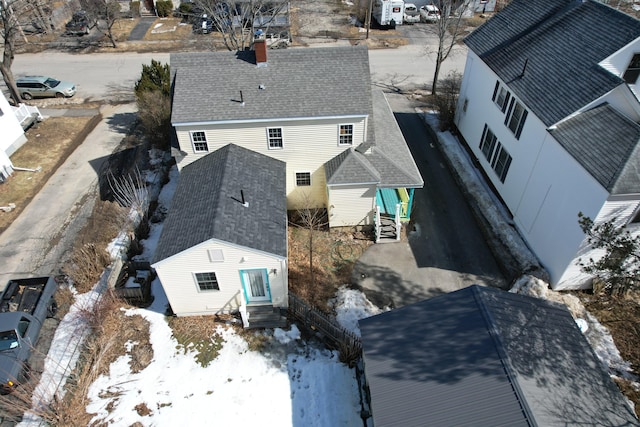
[0,92,27,157]
[327,185,376,227]
[557,198,640,289]
[153,239,287,316]
[174,117,365,208]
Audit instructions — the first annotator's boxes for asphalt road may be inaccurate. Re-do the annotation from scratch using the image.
[10,29,466,101]
[353,93,506,308]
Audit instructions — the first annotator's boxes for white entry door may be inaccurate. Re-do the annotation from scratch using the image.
[241,269,271,303]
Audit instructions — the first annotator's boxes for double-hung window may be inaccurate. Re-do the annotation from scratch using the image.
[479,124,512,183]
[491,145,512,183]
[492,81,511,113]
[295,172,311,186]
[267,127,283,149]
[339,124,354,145]
[190,131,209,153]
[505,99,528,139]
[195,272,219,291]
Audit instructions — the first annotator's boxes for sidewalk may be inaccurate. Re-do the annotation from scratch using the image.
[0,104,137,286]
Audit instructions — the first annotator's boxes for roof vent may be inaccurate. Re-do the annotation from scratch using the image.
[259,84,265,90]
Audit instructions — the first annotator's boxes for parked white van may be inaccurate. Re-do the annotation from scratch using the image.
[420,4,441,22]
[404,3,421,24]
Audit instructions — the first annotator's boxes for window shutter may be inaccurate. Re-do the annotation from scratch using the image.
[479,124,488,149]
[504,99,515,125]
[502,93,511,113]
[515,110,528,139]
[492,81,499,101]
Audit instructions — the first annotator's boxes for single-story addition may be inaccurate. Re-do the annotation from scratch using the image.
[152,144,288,328]
[169,42,423,240]
[359,285,638,426]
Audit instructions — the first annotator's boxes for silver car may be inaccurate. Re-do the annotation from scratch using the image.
[16,76,76,99]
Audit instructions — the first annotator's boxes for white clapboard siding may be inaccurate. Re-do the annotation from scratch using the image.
[328,185,376,227]
[175,117,366,200]
[153,239,287,317]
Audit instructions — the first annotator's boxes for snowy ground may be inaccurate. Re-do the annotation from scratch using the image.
[18,112,639,425]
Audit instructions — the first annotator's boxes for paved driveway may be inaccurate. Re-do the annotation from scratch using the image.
[352,93,506,308]
[0,104,137,286]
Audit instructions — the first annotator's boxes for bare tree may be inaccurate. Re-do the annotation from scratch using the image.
[292,193,328,289]
[0,0,29,104]
[82,0,122,48]
[188,0,289,51]
[429,0,471,95]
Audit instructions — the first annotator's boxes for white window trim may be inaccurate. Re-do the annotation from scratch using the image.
[190,130,209,153]
[338,124,354,146]
[266,127,284,150]
[295,171,312,186]
[193,271,220,292]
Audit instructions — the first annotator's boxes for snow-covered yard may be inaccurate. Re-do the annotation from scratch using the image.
[17,112,640,425]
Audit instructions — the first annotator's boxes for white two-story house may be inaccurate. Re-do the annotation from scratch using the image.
[169,42,423,233]
[455,0,640,289]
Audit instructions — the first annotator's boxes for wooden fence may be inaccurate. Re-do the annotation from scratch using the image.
[288,292,362,358]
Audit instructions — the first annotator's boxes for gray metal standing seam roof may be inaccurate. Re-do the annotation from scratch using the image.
[152,144,287,263]
[359,285,638,427]
[465,0,640,128]
[550,103,640,194]
[170,46,372,124]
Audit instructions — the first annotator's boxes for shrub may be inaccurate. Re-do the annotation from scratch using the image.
[130,0,140,17]
[135,60,171,97]
[136,90,172,150]
[434,70,462,131]
[155,0,173,17]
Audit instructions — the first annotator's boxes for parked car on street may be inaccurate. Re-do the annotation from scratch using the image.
[65,10,90,36]
[16,76,76,100]
[404,3,421,24]
[420,4,441,22]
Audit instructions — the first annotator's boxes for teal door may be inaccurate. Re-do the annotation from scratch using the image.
[240,269,271,303]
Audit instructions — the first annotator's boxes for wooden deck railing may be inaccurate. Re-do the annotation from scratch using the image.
[288,293,362,357]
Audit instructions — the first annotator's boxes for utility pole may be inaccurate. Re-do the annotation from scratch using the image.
[366,0,373,39]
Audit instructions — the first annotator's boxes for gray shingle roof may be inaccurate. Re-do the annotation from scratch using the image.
[550,103,640,193]
[465,0,640,127]
[359,285,638,427]
[325,90,424,188]
[152,144,287,263]
[170,46,372,124]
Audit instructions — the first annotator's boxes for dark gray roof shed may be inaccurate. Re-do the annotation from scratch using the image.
[550,103,640,193]
[153,144,287,263]
[465,0,640,127]
[359,285,638,427]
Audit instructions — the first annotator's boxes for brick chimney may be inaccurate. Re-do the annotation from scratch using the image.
[254,30,267,65]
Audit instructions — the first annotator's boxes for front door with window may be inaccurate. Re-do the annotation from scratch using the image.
[240,269,271,304]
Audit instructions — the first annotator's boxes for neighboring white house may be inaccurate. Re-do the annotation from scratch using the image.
[455,0,640,289]
[152,144,288,328]
[169,42,423,236]
[0,91,42,182]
